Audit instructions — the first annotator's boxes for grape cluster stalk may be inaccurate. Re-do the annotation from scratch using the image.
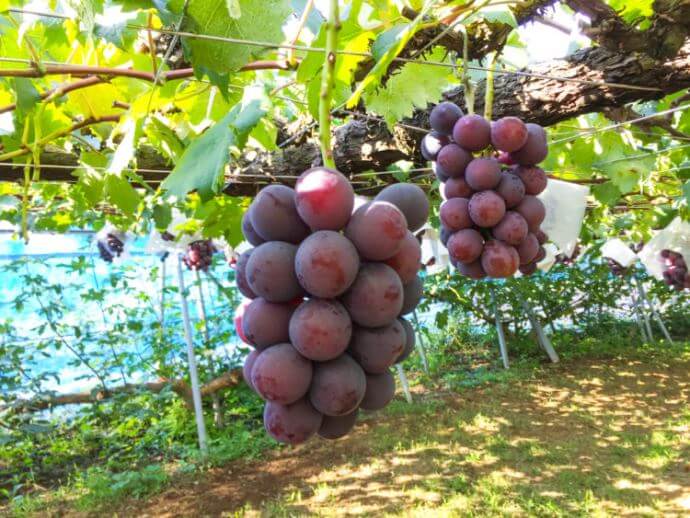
[660,249,690,290]
[234,167,429,444]
[97,233,125,263]
[423,102,550,279]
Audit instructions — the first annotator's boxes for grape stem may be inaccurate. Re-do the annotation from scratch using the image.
[457,25,475,115]
[484,53,498,123]
[319,0,340,169]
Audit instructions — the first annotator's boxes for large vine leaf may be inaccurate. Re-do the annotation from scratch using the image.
[363,48,453,128]
[182,0,291,79]
[161,90,268,200]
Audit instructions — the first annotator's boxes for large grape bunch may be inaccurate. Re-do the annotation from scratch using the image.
[424,102,550,279]
[660,249,690,291]
[235,167,429,445]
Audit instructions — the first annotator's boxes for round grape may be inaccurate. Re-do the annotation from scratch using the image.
[318,409,358,440]
[360,370,396,411]
[243,349,260,393]
[481,240,520,278]
[242,211,265,246]
[442,177,474,200]
[341,263,403,327]
[510,123,548,165]
[421,132,451,161]
[437,144,473,178]
[242,298,295,349]
[465,158,501,191]
[515,166,547,195]
[375,183,430,233]
[289,299,352,361]
[452,114,491,151]
[246,241,303,303]
[430,101,463,135]
[399,275,423,316]
[250,185,310,244]
[385,230,422,284]
[491,117,528,152]
[235,249,257,299]
[252,343,313,405]
[295,231,360,298]
[447,229,484,264]
[457,259,486,280]
[492,211,529,246]
[496,172,526,209]
[517,233,540,265]
[264,399,323,445]
[468,191,506,228]
[295,167,354,231]
[309,355,366,416]
[349,320,406,374]
[515,195,546,232]
[345,201,407,260]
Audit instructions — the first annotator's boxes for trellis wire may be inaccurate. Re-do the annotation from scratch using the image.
[0,8,666,93]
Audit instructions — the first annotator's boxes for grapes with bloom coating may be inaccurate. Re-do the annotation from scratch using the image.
[495,172,525,208]
[349,320,406,374]
[434,162,449,182]
[295,231,359,298]
[456,260,486,279]
[242,211,265,246]
[515,166,547,195]
[468,191,506,228]
[295,167,354,231]
[384,230,422,284]
[440,198,472,232]
[318,409,359,440]
[491,117,528,152]
[289,299,352,361]
[481,240,520,278]
[515,195,546,232]
[341,263,403,327]
[535,229,549,245]
[345,201,407,260]
[360,370,396,411]
[243,349,260,392]
[250,185,310,244]
[234,300,251,344]
[264,398,322,445]
[251,343,313,405]
[396,317,415,363]
[510,123,548,165]
[492,211,528,246]
[235,249,257,299]
[437,144,473,178]
[517,233,540,265]
[660,249,689,290]
[242,298,295,349]
[246,242,303,303]
[465,158,501,191]
[442,176,474,200]
[375,183,430,232]
[453,114,491,151]
[399,275,423,316]
[309,355,366,416]
[421,131,450,161]
[447,229,484,264]
[430,101,463,135]
[183,240,215,272]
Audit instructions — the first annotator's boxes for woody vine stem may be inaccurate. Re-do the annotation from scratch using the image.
[319,0,340,169]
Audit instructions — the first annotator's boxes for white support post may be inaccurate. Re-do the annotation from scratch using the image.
[636,276,673,344]
[522,298,559,363]
[490,288,510,369]
[159,255,167,325]
[396,364,413,403]
[176,256,209,457]
[411,311,430,375]
[633,277,654,342]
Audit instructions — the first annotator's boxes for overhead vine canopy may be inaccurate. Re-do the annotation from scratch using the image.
[0,0,688,245]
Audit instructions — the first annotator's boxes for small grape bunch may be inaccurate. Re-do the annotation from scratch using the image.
[555,244,581,266]
[97,232,125,263]
[423,102,549,279]
[660,249,689,291]
[183,240,216,272]
[607,258,628,277]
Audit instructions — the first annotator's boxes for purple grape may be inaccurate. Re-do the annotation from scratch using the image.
[396,317,415,363]
[457,260,486,279]
[341,263,403,327]
[440,198,473,233]
[183,240,216,272]
[309,355,366,417]
[399,275,423,316]
[437,144,473,178]
[465,158,501,191]
[242,211,265,246]
[492,211,528,246]
[452,114,491,151]
[496,172,525,209]
[491,117,528,152]
[434,162,449,182]
[447,229,484,264]
[242,298,295,349]
[384,230,422,284]
[421,131,450,161]
[520,262,538,276]
[295,231,360,298]
[440,226,452,247]
[481,240,520,278]
[515,195,546,232]
[295,167,354,231]
[251,343,313,405]
[264,399,323,445]
[360,370,396,411]
[510,123,548,165]
[345,201,408,261]
[250,185,310,244]
[515,166,547,195]
[535,229,548,245]
[243,349,261,392]
[349,320,406,374]
[517,233,539,265]
[468,191,506,228]
[443,177,474,200]
[289,299,352,361]
[430,101,463,135]
[375,183,430,232]
[246,241,303,303]
[235,249,257,299]
[318,409,359,440]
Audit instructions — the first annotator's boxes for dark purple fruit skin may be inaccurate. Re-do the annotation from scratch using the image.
[468,191,506,228]
[264,399,323,445]
[246,241,303,303]
[251,343,313,405]
[289,299,352,362]
[492,211,529,246]
[375,183,430,233]
[452,114,491,152]
[399,275,423,316]
[465,158,502,191]
[243,349,261,392]
[345,201,408,261]
[396,317,415,363]
[440,198,472,233]
[481,240,520,278]
[430,101,463,135]
[515,166,547,195]
[349,321,406,374]
[421,132,451,161]
[517,233,540,265]
[318,409,359,440]
[295,231,360,298]
[360,370,396,411]
[242,298,295,349]
[341,263,404,327]
[250,185,310,244]
[309,355,366,417]
[443,177,474,200]
[235,249,257,299]
[457,260,486,280]
[436,144,473,178]
[242,211,265,246]
[447,229,484,264]
[496,172,526,209]
[510,123,548,165]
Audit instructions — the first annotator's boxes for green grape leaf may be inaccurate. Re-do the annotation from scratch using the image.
[605,0,654,25]
[161,90,268,200]
[592,182,621,206]
[145,117,185,162]
[105,174,141,216]
[363,48,452,128]
[683,180,690,205]
[226,0,241,19]
[66,0,104,34]
[13,78,40,115]
[152,203,173,230]
[182,0,291,80]
[74,152,108,207]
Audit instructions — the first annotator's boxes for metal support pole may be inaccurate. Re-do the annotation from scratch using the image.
[633,277,654,342]
[522,298,559,363]
[636,277,673,344]
[411,310,430,374]
[159,255,167,325]
[490,287,510,369]
[176,256,209,457]
[396,364,413,403]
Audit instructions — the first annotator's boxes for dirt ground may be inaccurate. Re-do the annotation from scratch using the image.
[110,356,690,517]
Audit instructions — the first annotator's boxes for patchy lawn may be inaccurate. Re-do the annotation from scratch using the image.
[101,354,690,517]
